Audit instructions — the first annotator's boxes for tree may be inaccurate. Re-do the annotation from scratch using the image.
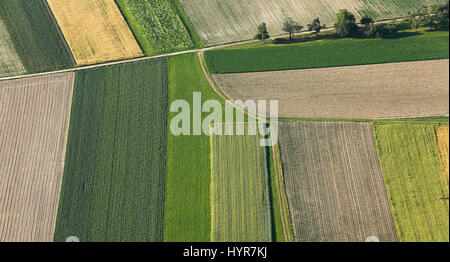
[307,18,323,37]
[334,9,358,37]
[406,12,420,31]
[423,14,436,29]
[282,17,303,39]
[364,23,398,38]
[432,1,449,29]
[360,15,373,28]
[254,23,270,42]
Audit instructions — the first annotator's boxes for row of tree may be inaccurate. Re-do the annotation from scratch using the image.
[254,1,449,41]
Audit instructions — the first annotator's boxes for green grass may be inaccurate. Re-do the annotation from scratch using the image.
[210,125,272,242]
[115,0,203,55]
[164,53,221,241]
[165,53,287,242]
[0,0,75,73]
[374,122,449,242]
[205,30,449,73]
[54,58,168,242]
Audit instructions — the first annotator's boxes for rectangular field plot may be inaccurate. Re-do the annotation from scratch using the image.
[115,0,202,55]
[47,0,143,65]
[0,72,74,241]
[0,19,25,77]
[374,122,449,242]
[0,0,74,73]
[53,59,168,242]
[436,126,449,181]
[179,0,445,45]
[212,60,449,119]
[278,122,398,242]
[211,125,272,242]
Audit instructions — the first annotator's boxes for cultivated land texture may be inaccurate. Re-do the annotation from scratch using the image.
[436,126,449,181]
[179,0,445,45]
[212,59,449,119]
[205,30,449,74]
[0,19,25,77]
[0,73,74,242]
[115,0,203,55]
[47,0,143,65]
[0,0,74,73]
[164,54,222,241]
[210,124,272,242]
[53,59,168,242]
[374,122,449,242]
[278,122,398,242]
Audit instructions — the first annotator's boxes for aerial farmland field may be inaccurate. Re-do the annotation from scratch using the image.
[0,72,74,242]
[47,0,143,65]
[436,126,449,181]
[179,0,446,45]
[278,122,398,242]
[115,0,203,55]
[374,122,449,242]
[205,30,449,74]
[0,0,75,73]
[0,19,25,77]
[53,59,168,242]
[210,124,272,242]
[212,59,449,119]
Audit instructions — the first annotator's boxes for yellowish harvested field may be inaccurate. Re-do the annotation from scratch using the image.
[212,59,449,119]
[47,0,143,65]
[436,126,449,181]
[0,73,74,242]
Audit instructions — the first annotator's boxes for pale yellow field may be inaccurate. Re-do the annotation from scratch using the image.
[0,73,74,241]
[436,126,449,181]
[47,0,143,65]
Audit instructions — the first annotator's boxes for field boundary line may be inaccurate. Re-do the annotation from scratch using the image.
[0,17,411,82]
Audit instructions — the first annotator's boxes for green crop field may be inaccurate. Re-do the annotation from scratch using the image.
[205,30,449,74]
[164,53,221,242]
[53,59,168,242]
[115,0,203,55]
[374,122,449,242]
[0,0,74,73]
[0,18,25,77]
[179,0,446,45]
[210,125,272,242]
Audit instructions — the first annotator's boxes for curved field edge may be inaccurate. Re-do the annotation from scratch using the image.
[373,122,449,242]
[198,51,292,242]
[53,58,168,242]
[114,0,203,56]
[0,0,75,73]
[204,30,449,74]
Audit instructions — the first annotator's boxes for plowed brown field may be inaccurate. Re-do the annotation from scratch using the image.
[0,72,74,242]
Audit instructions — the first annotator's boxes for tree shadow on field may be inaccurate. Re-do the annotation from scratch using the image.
[273,33,341,45]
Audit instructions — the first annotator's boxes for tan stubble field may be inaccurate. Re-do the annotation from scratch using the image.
[0,72,74,241]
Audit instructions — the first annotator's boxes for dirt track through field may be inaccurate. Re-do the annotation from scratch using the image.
[278,122,398,242]
[0,72,74,242]
[213,59,449,119]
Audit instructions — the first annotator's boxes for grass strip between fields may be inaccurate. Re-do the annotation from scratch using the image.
[54,58,168,242]
[374,122,449,242]
[205,30,449,74]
